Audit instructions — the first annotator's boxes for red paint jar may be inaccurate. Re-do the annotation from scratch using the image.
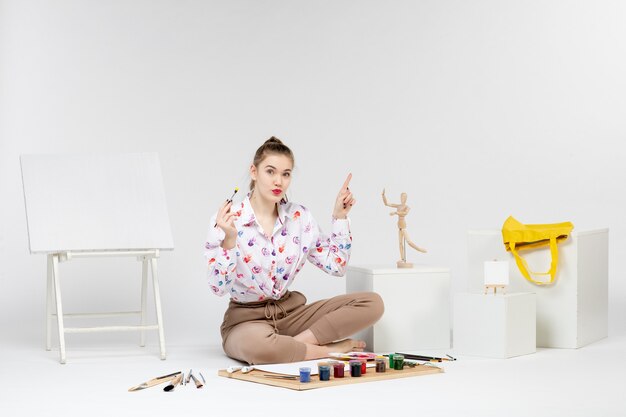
[333,363,344,378]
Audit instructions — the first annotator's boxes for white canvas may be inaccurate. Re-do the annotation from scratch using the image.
[20,153,174,253]
[484,260,509,286]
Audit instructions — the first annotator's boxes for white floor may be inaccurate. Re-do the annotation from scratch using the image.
[3,335,625,417]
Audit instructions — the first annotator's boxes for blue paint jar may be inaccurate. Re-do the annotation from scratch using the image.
[318,365,331,381]
[299,367,311,383]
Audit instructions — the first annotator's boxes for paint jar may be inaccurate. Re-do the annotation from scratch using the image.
[349,360,362,377]
[393,354,405,370]
[388,354,395,369]
[317,361,330,374]
[299,367,311,383]
[360,359,367,375]
[318,365,331,381]
[333,362,345,378]
[375,358,386,373]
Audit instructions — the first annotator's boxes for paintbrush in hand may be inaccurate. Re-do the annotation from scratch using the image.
[214,187,239,227]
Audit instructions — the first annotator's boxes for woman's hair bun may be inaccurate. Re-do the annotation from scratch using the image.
[266,136,283,145]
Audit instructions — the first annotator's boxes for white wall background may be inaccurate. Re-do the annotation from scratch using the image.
[1,0,625,349]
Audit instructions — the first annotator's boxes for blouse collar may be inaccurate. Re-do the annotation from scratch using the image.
[236,194,289,229]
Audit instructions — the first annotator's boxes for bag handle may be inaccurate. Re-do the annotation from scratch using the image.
[508,236,559,285]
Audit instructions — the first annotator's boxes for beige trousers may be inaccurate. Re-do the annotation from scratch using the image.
[220,291,384,365]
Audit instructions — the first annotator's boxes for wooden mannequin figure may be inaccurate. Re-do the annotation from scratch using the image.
[382,189,427,268]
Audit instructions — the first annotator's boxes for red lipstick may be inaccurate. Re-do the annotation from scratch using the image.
[272,189,282,195]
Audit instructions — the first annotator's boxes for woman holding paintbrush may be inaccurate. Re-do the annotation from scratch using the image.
[204,137,384,365]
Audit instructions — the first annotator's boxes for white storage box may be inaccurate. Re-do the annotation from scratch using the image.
[467,229,608,348]
[453,292,536,358]
[346,265,450,352]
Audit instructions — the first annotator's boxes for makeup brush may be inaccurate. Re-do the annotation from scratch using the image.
[214,187,239,227]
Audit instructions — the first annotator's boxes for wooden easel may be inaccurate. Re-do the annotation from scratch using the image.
[484,260,509,296]
[46,250,166,364]
[21,153,174,363]
[484,284,507,295]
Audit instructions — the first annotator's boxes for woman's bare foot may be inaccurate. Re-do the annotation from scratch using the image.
[323,338,366,353]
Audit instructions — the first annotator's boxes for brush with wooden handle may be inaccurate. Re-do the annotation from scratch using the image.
[128,371,181,392]
[214,187,239,227]
[189,372,204,389]
[163,373,183,392]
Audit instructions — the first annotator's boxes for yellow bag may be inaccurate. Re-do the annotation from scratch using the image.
[502,216,574,285]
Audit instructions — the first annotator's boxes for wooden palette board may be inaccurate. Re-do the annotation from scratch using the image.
[218,364,443,391]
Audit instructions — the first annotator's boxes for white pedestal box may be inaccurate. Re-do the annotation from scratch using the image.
[467,229,608,348]
[346,265,450,352]
[453,292,536,358]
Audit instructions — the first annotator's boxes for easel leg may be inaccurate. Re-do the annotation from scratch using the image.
[140,258,148,347]
[150,258,166,360]
[46,255,53,351]
[51,255,66,364]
